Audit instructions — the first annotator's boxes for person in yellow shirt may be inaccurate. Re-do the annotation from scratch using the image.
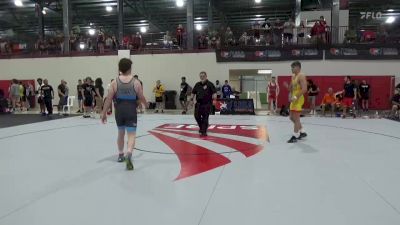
[153,80,165,113]
[321,87,336,116]
[284,61,308,143]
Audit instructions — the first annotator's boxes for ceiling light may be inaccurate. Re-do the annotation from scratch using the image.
[196,24,203,31]
[106,6,112,12]
[89,23,93,26]
[140,27,147,33]
[79,43,85,50]
[88,29,95,35]
[388,9,394,12]
[176,0,184,7]
[255,15,262,17]
[195,17,202,20]
[14,0,23,7]
[140,20,147,23]
[42,8,46,15]
[386,16,396,24]
[258,70,272,74]
[255,0,261,3]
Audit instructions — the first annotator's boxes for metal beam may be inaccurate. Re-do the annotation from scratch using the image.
[208,0,213,31]
[331,0,340,44]
[63,0,70,54]
[187,0,194,50]
[118,0,124,45]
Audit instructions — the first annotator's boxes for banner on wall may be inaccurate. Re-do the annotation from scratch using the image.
[326,46,400,60]
[215,99,255,115]
[216,47,323,62]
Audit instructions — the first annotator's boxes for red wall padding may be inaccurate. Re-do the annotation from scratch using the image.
[277,76,394,110]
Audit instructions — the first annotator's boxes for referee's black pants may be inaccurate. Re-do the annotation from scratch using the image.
[44,97,53,114]
[194,103,211,134]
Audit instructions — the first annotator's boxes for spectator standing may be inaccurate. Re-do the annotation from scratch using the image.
[307,79,320,115]
[133,32,142,50]
[81,77,95,118]
[153,80,165,113]
[390,88,400,118]
[94,78,104,116]
[342,76,357,118]
[97,32,105,54]
[225,27,235,46]
[359,80,371,112]
[297,21,306,44]
[262,18,273,45]
[40,79,54,116]
[36,78,46,115]
[215,80,222,99]
[77,79,83,113]
[267,77,280,114]
[222,80,232,99]
[239,32,249,46]
[9,79,20,113]
[57,80,68,113]
[273,18,284,46]
[283,18,295,44]
[19,82,26,111]
[176,24,185,49]
[179,77,190,114]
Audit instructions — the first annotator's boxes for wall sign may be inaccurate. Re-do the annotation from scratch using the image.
[360,11,382,20]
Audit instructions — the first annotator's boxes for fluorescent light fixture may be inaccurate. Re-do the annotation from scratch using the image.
[89,23,93,26]
[106,6,112,12]
[140,27,147,33]
[176,0,184,7]
[255,0,261,3]
[42,8,46,15]
[255,15,262,17]
[88,29,95,35]
[79,43,85,50]
[388,9,394,12]
[140,20,147,23]
[196,24,202,31]
[258,70,272,74]
[195,17,202,20]
[386,16,396,24]
[14,0,23,7]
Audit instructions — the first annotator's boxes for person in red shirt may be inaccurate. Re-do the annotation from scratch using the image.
[176,24,185,49]
[267,77,279,114]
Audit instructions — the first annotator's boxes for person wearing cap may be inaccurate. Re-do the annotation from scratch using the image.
[81,77,95,118]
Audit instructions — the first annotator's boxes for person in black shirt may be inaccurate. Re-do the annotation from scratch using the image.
[391,90,400,118]
[179,77,190,114]
[307,79,319,115]
[190,71,216,136]
[81,77,95,118]
[94,78,104,116]
[77,79,83,113]
[57,80,67,113]
[342,76,357,118]
[40,79,54,115]
[359,80,370,112]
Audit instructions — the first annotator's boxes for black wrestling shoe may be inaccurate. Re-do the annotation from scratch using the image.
[200,132,208,137]
[287,136,298,143]
[117,154,125,163]
[298,132,307,140]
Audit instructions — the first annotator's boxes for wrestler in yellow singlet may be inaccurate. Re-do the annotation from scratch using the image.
[290,74,305,112]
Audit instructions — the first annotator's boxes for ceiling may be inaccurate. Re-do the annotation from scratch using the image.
[0,0,399,39]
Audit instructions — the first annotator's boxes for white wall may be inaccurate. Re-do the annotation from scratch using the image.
[300,10,349,27]
[1,52,400,108]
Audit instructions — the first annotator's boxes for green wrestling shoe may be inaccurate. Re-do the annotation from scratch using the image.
[126,158,134,171]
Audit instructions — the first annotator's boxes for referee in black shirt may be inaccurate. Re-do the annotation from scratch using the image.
[190,71,217,136]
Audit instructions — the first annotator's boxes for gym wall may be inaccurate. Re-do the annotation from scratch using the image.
[0,53,399,107]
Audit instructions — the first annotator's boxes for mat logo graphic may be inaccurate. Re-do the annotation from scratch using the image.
[149,124,268,180]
